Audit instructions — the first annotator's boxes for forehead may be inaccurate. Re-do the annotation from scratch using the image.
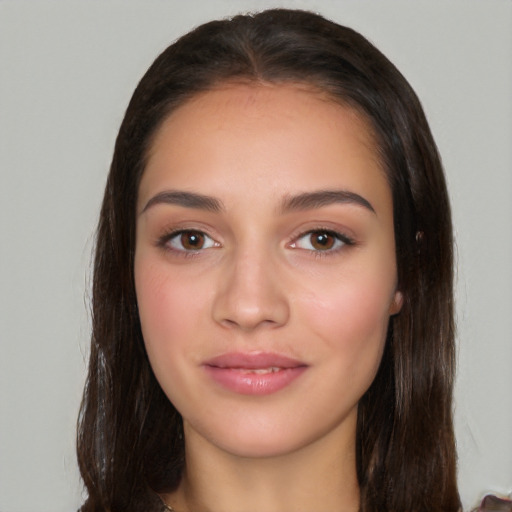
[139,83,389,213]
[147,82,379,157]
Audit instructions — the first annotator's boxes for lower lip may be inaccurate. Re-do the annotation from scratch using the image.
[203,365,307,395]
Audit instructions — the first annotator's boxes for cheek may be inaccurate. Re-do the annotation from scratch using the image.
[134,259,216,416]
[299,270,394,369]
[135,260,206,365]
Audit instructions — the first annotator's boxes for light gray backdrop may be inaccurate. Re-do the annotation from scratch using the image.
[0,1,511,510]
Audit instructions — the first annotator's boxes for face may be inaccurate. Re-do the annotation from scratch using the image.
[135,83,402,459]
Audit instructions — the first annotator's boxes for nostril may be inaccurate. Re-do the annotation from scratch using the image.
[211,259,290,330]
[213,297,290,331]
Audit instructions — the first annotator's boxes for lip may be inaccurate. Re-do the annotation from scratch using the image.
[202,352,308,395]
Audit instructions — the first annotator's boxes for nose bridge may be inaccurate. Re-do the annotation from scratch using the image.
[212,241,289,330]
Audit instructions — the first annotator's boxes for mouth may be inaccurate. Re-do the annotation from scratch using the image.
[236,367,282,374]
[202,352,308,395]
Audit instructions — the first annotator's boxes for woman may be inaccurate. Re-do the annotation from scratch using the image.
[77,9,461,511]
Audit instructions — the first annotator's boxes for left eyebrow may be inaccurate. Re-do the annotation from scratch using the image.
[280,189,375,214]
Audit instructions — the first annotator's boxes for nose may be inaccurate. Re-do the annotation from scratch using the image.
[211,249,290,331]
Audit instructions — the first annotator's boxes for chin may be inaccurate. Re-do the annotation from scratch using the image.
[215,434,307,459]
[184,407,355,461]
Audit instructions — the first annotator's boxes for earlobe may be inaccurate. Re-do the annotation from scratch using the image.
[389,290,403,315]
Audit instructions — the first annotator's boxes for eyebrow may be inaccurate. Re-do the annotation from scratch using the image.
[140,188,375,216]
[280,189,375,214]
[141,190,224,214]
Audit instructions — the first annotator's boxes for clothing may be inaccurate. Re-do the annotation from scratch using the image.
[478,494,512,511]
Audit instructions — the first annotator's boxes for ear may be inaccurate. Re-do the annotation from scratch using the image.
[389,290,403,315]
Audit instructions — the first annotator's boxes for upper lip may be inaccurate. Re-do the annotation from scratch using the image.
[203,352,307,369]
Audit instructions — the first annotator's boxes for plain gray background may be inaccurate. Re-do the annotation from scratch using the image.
[0,1,511,510]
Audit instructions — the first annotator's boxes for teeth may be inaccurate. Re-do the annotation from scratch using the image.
[239,367,281,374]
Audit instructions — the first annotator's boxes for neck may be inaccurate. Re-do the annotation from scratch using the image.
[164,419,360,512]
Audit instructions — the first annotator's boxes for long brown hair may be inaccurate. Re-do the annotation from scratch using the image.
[77,9,460,511]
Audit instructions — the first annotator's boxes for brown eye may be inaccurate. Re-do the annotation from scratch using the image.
[309,231,336,250]
[291,229,351,253]
[180,231,205,250]
[166,230,216,252]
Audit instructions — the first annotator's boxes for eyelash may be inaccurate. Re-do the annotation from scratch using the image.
[289,228,355,257]
[156,227,355,257]
[157,229,219,257]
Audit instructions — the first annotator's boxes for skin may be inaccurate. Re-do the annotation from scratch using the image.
[135,83,402,512]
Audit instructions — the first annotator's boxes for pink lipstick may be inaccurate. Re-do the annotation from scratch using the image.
[202,352,307,395]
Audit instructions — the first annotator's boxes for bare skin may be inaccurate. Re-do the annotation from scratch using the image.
[135,83,401,512]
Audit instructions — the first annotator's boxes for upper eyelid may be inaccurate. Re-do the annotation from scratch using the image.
[288,226,355,245]
[292,230,352,248]
[299,228,352,240]
[157,228,218,250]
[155,225,355,249]
[157,224,218,241]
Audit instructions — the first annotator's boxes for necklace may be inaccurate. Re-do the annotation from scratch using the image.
[163,503,175,512]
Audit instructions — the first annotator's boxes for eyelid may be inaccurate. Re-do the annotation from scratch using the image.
[288,228,355,252]
[154,224,355,256]
[157,228,220,253]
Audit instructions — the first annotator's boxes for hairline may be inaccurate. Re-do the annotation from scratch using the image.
[139,77,391,198]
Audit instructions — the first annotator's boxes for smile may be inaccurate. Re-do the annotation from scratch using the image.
[237,367,281,374]
[202,352,308,395]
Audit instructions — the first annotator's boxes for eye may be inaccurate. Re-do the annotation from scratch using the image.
[166,230,217,251]
[290,229,352,252]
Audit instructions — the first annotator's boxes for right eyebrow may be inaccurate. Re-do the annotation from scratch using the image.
[140,190,224,215]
